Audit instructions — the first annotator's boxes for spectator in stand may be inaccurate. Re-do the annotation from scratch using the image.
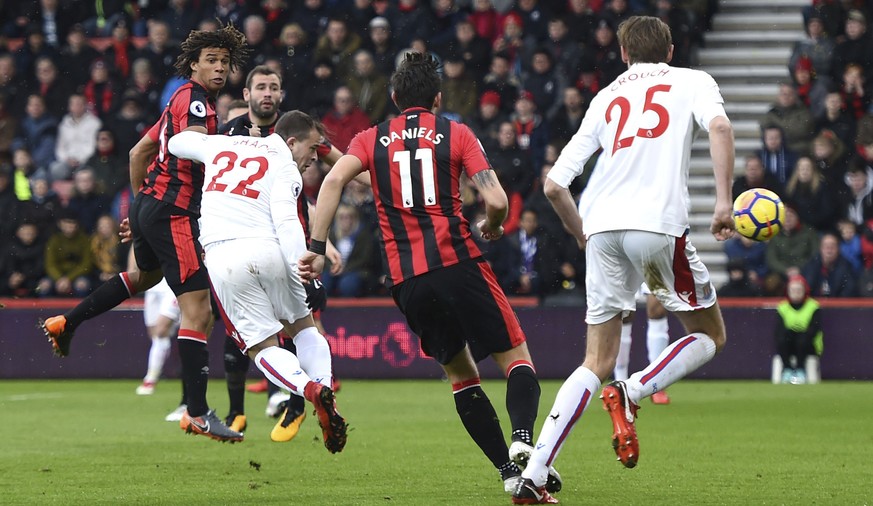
[801,231,858,297]
[491,12,528,75]
[765,205,820,296]
[102,19,137,81]
[19,174,61,242]
[839,63,870,121]
[762,83,815,156]
[241,15,276,75]
[718,258,763,298]
[83,59,120,122]
[1,221,46,297]
[803,1,844,43]
[0,165,20,242]
[59,24,100,92]
[86,129,128,199]
[842,158,873,226]
[0,93,15,156]
[469,0,500,43]
[652,0,694,68]
[499,208,568,298]
[91,214,121,284]
[836,217,864,273]
[490,121,537,202]
[522,48,565,120]
[789,13,834,79]
[783,156,839,232]
[212,0,247,29]
[482,51,521,116]
[82,0,132,37]
[600,0,635,29]
[860,218,873,271]
[107,91,152,156]
[12,94,57,171]
[732,154,783,199]
[590,19,625,86]
[16,0,75,48]
[128,59,163,117]
[293,0,330,38]
[302,59,341,120]
[792,56,829,118]
[323,203,377,297]
[314,17,362,80]
[277,23,313,112]
[468,90,508,145]
[724,234,769,286]
[65,168,110,234]
[346,0,377,41]
[440,53,479,121]
[158,0,202,43]
[33,56,71,120]
[134,20,180,89]
[831,10,873,82]
[549,86,587,143]
[386,0,435,49]
[811,128,851,193]
[11,148,48,202]
[431,0,466,50]
[366,17,397,79]
[511,90,549,174]
[565,0,597,44]
[0,55,24,116]
[41,209,93,297]
[440,17,491,85]
[857,111,873,147]
[539,18,581,85]
[758,126,798,185]
[347,49,390,123]
[321,86,372,152]
[815,90,856,148]
[14,25,59,80]
[50,94,102,181]
[515,0,551,42]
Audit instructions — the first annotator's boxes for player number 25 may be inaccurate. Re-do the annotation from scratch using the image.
[205,151,269,199]
[393,148,437,208]
[605,84,672,153]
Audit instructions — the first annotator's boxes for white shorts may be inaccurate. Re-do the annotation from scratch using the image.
[585,230,716,325]
[143,278,180,327]
[205,238,309,352]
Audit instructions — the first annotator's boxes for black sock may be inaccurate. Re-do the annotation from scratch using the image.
[178,338,210,417]
[64,274,132,330]
[454,385,510,469]
[288,392,305,413]
[506,365,540,445]
[224,336,249,416]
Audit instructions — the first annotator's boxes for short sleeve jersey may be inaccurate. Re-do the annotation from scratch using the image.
[141,80,217,215]
[347,107,491,287]
[170,132,303,249]
[547,63,728,237]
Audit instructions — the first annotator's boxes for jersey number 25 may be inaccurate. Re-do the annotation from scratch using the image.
[606,84,672,153]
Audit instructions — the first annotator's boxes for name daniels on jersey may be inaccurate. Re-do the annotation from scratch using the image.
[231,136,279,155]
[609,68,671,92]
[379,127,444,147]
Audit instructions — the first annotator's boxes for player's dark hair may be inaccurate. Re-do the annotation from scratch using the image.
[616,16,672,64]
[245,65,282,89]
[174,24,249,78]
[390,52,441,111]
[275,110,320,141]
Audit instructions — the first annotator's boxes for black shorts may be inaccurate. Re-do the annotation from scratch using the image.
[391,258,526,365]
[129,193,210,295]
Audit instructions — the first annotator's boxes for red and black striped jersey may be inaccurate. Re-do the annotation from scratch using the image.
[141,80,217,215]
[347,107,491,287]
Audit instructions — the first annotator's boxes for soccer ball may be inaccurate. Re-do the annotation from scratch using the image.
[732,188,785,241]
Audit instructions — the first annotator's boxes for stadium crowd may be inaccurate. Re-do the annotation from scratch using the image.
[0,0,870,300]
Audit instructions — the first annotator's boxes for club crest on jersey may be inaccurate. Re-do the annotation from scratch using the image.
[292,182,302,199]
[190,100,207,117]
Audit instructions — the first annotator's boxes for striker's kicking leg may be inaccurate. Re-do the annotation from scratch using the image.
[224,334,250,432]
[613,316,635,381]
[271,336,307,443]
[645,294,671,404]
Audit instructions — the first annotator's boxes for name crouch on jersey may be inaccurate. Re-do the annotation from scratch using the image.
[610,68,671,91]
[379,127,445,147]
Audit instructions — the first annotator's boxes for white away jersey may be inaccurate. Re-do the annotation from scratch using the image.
[167,131,306,265]
[548,63,728,237]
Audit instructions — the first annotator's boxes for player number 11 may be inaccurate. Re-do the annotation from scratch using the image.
[393,148,437,208]
[606,84,672,153]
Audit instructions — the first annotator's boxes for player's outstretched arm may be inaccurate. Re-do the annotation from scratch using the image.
[167,130,209,163]
[708,115,736,241]
[471,169,508,241]
[299,154,363,280]
[544,177,586,250]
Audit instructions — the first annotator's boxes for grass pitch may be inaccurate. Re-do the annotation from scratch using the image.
[1,379,871,505]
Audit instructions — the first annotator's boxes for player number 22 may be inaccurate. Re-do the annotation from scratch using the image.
[393,148,437,208]
[205,151,269,199]
[606,84,672,153]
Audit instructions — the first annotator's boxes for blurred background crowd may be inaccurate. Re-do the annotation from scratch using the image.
[0,0,871,301]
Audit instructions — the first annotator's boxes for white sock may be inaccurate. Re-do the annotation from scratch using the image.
[613,322,633,381]
[144,336,171,384]
[646,317,670,364]
[522,366,601,487]
[293,326,333,388]
[253,346,312,396]
[626,333,716,404]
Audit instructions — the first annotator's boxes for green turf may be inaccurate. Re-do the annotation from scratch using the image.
[1,379,871,505]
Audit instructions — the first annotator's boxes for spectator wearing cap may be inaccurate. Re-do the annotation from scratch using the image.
[511,90,549,175]
[41,207,94,297]
[321,86,372,153]
[831,10,873,82]
[314,17,362,80]
[789,13,835,80]
[133,20,180,89]
[59,24,101,91]
[83,59,121,121]
[482,51,521,115]
[50,94,102,181]
[590,18,625,85]
[437,18,491,85]
[440,53,479,120]
[12,94,57,172]
[366,17,397,78]
[468,90,508,144]
[793,54,830,117]
[347,49,389,123]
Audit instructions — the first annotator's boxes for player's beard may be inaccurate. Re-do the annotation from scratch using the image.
[250,100,277,121]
